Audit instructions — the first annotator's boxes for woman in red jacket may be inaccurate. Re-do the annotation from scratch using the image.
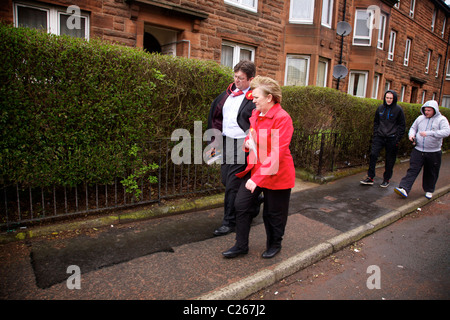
[222,76,295,259]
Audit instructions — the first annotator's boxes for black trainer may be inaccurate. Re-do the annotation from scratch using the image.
[360,177,374,185]
[380,180,389,188]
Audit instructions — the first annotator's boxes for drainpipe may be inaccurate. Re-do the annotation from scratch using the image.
[439,32,449,105]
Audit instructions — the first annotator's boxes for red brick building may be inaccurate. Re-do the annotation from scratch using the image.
[2,0,450,106]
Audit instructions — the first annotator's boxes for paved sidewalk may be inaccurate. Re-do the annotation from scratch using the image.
[0,153,449,300]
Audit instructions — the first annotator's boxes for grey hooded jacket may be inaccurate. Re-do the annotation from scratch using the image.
[409,100,450,153]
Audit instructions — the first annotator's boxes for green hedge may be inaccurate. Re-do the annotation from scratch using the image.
[1,23,449,188]
[282,85,450,160]
[0,23,232,187]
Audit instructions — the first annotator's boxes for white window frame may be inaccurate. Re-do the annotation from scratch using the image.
[421,90,427,104]
[442,95,450,108]
[409,0,415,18]
[316,57,329,87]
[442,17,446,38]
[384,80,391,92]
[290,0,315,24]
[400,85,406,102]
[372,73,381,99]
[446,59,450,80]
[13,1,89,40]
[431,9,436,32]
[436,55,442,78]
[221,41,255,69]
[353,9,372,46]
[426,50,432,74]
[224,0,258,13]
[285,55,310,86]
[377,14,386,50]
[394,1,400,10]
[321,0,333,28]
[348,70,368,98]
[404,38,412,66]
[388,30,396,61]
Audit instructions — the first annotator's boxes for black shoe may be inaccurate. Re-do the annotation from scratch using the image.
[380,180,389,188]
[213,225,235,236]
[360,177,374,185]
[262,247,281,259]
[222,246,248,258]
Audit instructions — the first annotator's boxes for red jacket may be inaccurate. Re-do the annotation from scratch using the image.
[236,103,295,189]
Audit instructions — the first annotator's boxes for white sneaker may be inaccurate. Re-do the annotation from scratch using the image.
[425,192,433,199]
[395,187,408,198]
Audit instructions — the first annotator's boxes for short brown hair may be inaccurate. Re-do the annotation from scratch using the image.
[234,60,256,79]
[250,75,282,103]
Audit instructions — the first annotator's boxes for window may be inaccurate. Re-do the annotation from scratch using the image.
[13,2,89,39]
[442,95,450,108]
[377,14,386,50]
[285,55,310,86]
[290,0,314,24]
[421,90,427,104]
[372,73,381,99]
[221,41,255,68]
[394,1,400,10]
[385,80,391,92]
[431,9,436,32]
[400,85,406,102]
[224,0,258,13]
[348,71,368,97]
[321,0,333,28]
[409,0,415,18]
[388,30,396,61]
[404,38,412,66]
[426,50,432,74]
[442,17,446,38]
[353,9,372,46]
[436,55,442,78]
[316,58,329,87]
[446,59,450,80]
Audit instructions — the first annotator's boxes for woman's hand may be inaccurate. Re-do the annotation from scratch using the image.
[245,179,257,193]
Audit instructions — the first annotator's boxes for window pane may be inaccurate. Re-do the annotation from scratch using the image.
[59,13,86,39]
[240,49,252,61]
[221,45,234,68]
[242,0,255,7]
[286,57,308,86]
[17,5,48,30]
[355,11,370,37]
[291,0,314,21]
[316,60,327,87]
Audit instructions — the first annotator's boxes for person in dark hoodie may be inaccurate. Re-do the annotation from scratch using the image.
[207,60,260,236]
[360,90,406,187]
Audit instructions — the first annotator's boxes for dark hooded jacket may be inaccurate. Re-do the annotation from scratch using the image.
[373,90,406,144]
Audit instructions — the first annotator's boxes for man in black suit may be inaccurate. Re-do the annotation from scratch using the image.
[207,60,257,236]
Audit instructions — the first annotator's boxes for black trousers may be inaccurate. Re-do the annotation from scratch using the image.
[368,135,398,181]
[220,136,247,227]
[234,174,291,251]
[399,148,442,194]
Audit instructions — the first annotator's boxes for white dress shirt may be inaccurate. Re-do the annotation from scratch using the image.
[222,88,249,139]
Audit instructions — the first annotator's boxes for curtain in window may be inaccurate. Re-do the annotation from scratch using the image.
[17,5,48,30]
[221,45,234,68]
[59,13,86,39]
[291,0,313,21]
[286,57,308,86]
[240,49,252,61]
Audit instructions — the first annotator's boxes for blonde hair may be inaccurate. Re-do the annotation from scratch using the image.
[250,75,282,104]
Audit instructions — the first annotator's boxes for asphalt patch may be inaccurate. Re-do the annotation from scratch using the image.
[30,210,222,289]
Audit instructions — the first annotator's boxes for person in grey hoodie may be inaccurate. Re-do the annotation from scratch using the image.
[395,100,450,199]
